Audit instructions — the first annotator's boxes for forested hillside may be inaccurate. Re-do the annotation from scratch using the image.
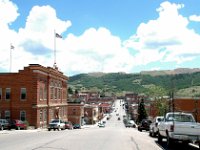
[68,71,200,97]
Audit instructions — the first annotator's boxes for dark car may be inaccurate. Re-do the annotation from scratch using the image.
[138,119,152,132]
[73,124,81,129]
[8,119,27,130]
[0,119,10,130]
[64,121,73,130]
[0,124,3,130]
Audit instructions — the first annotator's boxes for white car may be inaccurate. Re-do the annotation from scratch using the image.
[149,116,163,137]
[48,119,65,131]
[125,120,137,128]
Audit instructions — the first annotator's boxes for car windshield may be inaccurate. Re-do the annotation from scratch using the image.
[167,114,195,122]
[51,120,59,123]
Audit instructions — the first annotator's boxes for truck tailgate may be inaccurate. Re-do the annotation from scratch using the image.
[174,122,200,135]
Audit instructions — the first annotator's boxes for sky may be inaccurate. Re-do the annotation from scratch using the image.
[1,0,200,76]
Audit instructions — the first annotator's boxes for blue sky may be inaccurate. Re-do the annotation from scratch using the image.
[1,0,200,76]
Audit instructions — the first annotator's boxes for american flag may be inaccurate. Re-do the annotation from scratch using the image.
[10,44,14,49]
[55,33,62,38]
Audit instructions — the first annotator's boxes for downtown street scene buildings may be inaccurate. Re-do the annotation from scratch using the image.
[0,64,114,128]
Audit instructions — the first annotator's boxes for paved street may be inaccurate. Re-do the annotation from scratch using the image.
[0,100,199,150]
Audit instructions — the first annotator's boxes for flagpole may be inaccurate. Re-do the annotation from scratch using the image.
[10,44,13,72]
[54,29,57,68]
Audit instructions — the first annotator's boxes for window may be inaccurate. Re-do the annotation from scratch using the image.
[50,87,54,99]
[5,88,11,100]
[21,88,26,100]
[43,109,47,121]
[73,109,76,115]
[40,110,43,121]
[39,87,43,100]
[44,85,47,100]
[0,88,2,100]
[5,110,10,119]
[20,110,26,121]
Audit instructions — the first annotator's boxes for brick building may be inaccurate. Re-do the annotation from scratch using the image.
[0,64,68,128]
[67,103,84,125]
[84,104,99,124]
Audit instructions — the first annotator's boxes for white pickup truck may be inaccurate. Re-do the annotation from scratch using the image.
[157,112,200,148]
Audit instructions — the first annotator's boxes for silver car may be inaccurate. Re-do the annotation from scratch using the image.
[149,116,163,137]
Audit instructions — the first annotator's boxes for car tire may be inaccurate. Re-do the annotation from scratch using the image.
[151,128,155,137]
[0,126,3,130]
[166,134,174,148]
[48,129,51,131]
[58,126,61,131]
[149,131,152,136]
[17,126,20,130]
[157,132,163,143]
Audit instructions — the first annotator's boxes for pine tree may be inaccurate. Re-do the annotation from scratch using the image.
[137,98,147,123]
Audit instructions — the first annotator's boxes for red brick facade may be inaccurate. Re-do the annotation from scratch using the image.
[0,64,68,128]
[67,103,84,125]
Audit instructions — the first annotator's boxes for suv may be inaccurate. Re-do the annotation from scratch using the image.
[0,119,10,130]
[138,119,152,132]
[149,116,163,137]
[48,119,65,131]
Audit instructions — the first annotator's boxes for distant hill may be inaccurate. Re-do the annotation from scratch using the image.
[68,68,200,97]
[141,68,200,76]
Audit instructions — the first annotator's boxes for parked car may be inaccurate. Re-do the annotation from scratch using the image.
[64,121,73,130]
[0,124,3,131]
[0,119,10,130]
[48,119,65,131]
[98,123,105,128]
[73,124,81,129]
[138,119,152,132]
[149,116,164,137]
[125,120,136,128]
[8,119,27,130]
[158,112,200,148]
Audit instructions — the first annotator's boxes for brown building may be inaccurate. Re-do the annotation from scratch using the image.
[149,97,200,122]
[67,103,84,125]
[84,104,99,124]
[173,97,200,122]
[0,64,68,128]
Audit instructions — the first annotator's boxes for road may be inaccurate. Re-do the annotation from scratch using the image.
[0,100,199,150]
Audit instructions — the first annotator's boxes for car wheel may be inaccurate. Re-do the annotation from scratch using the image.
[151,128,155,137]
[48,129,51,131]
[58,126,61,131]
[17,126,20,130]
[0,126,3,130]
[157,132,163,143]
[149,131,152,136]
[166,134,174,148]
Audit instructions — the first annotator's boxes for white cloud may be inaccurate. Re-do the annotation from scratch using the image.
[189,15,200,22]
[58,27,134,75]
[124,1,200,67]
[0,0,19,25]
[1,0,200,75]
[0,1,133,75]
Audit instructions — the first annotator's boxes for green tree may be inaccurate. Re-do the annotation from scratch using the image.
[137,98,147,123]
[68,87,73,94]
